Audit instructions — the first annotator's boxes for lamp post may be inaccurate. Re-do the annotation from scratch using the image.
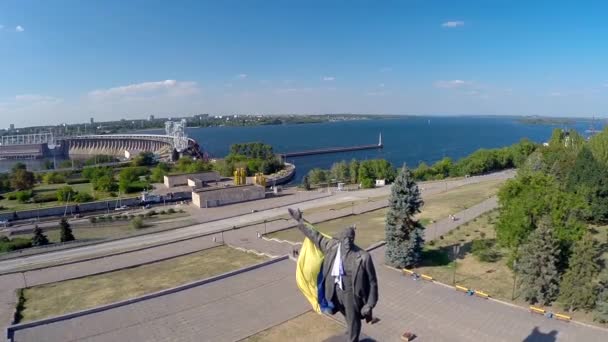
[264,219,267,235]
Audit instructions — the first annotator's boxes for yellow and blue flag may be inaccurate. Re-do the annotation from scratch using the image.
[295,223,332,313]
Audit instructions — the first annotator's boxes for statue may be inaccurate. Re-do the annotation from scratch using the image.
[288,208,378,342]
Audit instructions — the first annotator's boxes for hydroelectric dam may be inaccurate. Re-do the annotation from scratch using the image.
[0,121,203,161]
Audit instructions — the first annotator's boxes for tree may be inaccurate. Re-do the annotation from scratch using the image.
[307,168,328,185]
[56,186,76,202]
[59,218,75,242]
[330,161,350,182]
[594,272,608,323]
[31,225,49,246]
[42,172,65,184]
[11,162,27,173]
[10,169,35,190]
[516,217,561,306]
[131,152,156,166]
[348,160,359,184]
[384,165,425,268]
[558,233,600,312]
[565,147,608,223]
[302,175,311,190]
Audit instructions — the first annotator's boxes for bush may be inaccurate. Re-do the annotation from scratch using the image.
[56,186,76,202]
[471,239,502,262]
[167,208,176,214]
[66,178,90,185]
[360,178,375,189]
[15,190,33,203]
[74,192,94,203]
[89,217,97,224]
[6,193,16,200]
[0,237,32,252]
[160,210,167,215]
[33,192,57,203]
[130,217,144,229]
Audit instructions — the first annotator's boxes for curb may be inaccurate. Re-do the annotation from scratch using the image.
[5,255,289,341]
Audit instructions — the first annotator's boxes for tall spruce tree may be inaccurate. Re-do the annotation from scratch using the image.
[31,225,49,247]
[385,165,424,268]
[516,217,561,305]
[558,233,600,312]
[565,146,608,223]
[594,272,608,323]
[59,217,75,242]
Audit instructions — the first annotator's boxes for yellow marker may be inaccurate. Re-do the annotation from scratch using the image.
[529,306,545,314]
[420,274,433,281]
[474,290,489,298]
[402,269,415,275]
[554,313,571,321]
[455,285,469,292]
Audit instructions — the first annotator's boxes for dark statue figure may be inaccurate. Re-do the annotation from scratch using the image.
[288,208,379,342]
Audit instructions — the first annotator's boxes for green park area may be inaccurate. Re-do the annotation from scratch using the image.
[241,311,342,342]
[268,178,505,248]
[17,246,266,322]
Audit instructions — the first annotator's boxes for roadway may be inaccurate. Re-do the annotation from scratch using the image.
[0,170,514,273]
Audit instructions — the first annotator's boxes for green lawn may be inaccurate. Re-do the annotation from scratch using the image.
[0,182,123,213]
[18,246,266,322]
[269,179,505,248]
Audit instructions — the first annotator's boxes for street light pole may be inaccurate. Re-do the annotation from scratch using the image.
[264,219,267,235]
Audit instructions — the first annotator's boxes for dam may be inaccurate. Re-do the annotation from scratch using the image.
[0,120,203,161]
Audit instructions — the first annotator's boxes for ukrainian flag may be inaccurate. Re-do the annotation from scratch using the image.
[295,223,332,313]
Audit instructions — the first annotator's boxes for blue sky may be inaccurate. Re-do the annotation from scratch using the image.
[2,0,608,127]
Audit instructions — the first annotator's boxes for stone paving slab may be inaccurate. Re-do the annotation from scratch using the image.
[12,259,310,342]
[359,249,608,342]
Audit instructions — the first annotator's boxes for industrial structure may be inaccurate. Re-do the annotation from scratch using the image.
[0,120,203,161]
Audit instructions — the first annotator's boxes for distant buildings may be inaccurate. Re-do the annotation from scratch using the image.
[90,117,94,125]
[148,115,155,121]
[9,124,14,131]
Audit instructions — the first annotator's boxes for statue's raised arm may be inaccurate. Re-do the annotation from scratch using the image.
[288,208,334,254]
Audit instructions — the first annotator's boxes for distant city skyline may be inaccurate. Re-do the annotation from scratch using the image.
[2,1,608,127]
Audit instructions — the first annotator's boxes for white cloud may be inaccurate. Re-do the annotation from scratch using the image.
[434,80,471,88]
[15,25,24,32]
[88,80,200,100]
[322,76,336,81]
[441,21,464,28]
[236,73,248,79]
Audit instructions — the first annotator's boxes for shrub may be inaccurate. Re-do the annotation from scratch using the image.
[89,217,97,224]
[15,190,33,203]
[74,192,94,203]
[6,193,16,200]
[56,186,76,202]
[97,216,106,222]
[130,217,144,229]
[178,209,185,213]
[66,178,90,185]
[360,178,374,189]
[160,210,167,215]
[0,237,33,253]
[106,216,113,221]
[471,239,502,262]
[33,192,57,203]
[167,208,176,214]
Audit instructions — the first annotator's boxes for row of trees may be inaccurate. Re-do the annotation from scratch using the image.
[412,139,537,181]
[218,142,283,177]
[31,218,75,248]
[496,128,608,320]
[305,159,397,189]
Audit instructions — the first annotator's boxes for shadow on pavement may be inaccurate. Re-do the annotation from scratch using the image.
[522,326,558,342]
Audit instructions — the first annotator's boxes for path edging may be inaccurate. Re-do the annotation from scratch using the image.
[5,255,289,341]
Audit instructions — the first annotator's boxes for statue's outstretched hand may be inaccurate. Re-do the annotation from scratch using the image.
[288,208,303,222]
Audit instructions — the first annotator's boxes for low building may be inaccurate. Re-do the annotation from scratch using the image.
[164,171,221,188]
[192,184,265,208]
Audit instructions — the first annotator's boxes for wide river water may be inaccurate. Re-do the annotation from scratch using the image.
[184,116,594,183]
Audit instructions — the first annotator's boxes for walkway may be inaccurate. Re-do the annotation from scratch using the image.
[358,248,608,342]
[12,259,310,342]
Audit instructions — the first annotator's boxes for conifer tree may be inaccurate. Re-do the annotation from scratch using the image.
[558,233,600,312]
[594,272,608,323]
[302,176,311,191]
[516,217,561,305]
[59,217,75,242]
[31,225,49,247]
[385,165,424,268]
